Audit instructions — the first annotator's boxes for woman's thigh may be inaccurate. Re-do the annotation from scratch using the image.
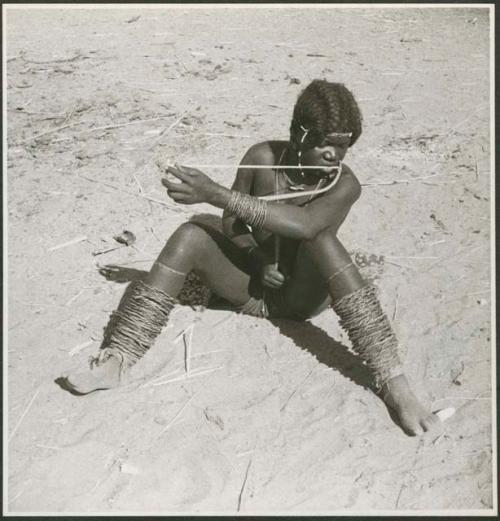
[179,215,254,307]
[280,243,331,318]
[281,229,365,318]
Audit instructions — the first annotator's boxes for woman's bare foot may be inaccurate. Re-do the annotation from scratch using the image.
[381,374,440,436]
[60,356,123,395]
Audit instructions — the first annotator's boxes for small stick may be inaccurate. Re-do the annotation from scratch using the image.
[202,132,251,138]
[449,104,488,134]
[152,365,223,386]
[385,259,416,271]
[48,235,87,252]
[237,458,253,512]
[68,340,94,357]
[65,289,84,306]
[16,120,87,145]
[50,115,178,144]
[395,484,406,508]
[392,289,399,321]
[92,245,125,256]
[473,148,479,181]
[8,488,25,505]
[26,53,83,64]
[158,393,197,436]
[361,174,440,186]
[465,290,490,296]
[151,373,188,386]
[9,387,40,442]
[210,312,234,329]
[77,174,189,214]
[183,324,194,375]
[78,115,177,134]
[147,112,186,151]
[132,171,144,194]
[141,367,184,388]
[280,365,316,412]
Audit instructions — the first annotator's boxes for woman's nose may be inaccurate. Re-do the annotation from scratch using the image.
[322,149,337,162]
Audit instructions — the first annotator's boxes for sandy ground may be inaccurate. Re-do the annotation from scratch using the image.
[5,6,494,514]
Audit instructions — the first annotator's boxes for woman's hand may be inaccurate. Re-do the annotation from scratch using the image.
[261,263,285,289]
[160,163,223,205]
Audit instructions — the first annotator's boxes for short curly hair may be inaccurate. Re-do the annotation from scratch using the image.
[290,80,362,149]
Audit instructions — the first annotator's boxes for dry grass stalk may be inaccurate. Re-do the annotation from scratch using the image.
[361,173,443,186]
[385,259,415,271]
[395,483,406,508]
[65,289,85,306]
[9,387,40,442]
[68,340,94,357]
[280,365,317,412]
[17,120,87,145]
[35,444,61,450]
[77,174,189,214]
[202,132,251,139]
[392,290,399,321]
[152,365,223,387]
[237,458,253,512]
[158,393,197,436]
[48,235,87,252]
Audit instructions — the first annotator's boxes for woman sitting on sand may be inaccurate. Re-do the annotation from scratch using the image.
[63,79,439,437]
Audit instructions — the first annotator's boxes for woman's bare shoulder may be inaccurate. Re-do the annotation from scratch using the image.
[339,163,362,199]
[242,140,287,167]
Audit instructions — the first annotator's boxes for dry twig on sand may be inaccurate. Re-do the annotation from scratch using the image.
[237,458,253,512]
[49,114,178,144]
[16,120,87,145]
[158,393,197,436]
[280,364,317,412]
[48,235,88,252]
[395,484,406,508]
[392,289,399,320]
[361,173,445,186]
[25,53,85,64]
[9,387,41,442]
[77,174,189,214]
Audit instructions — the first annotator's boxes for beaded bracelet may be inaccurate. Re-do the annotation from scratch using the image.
[227,191,268,229]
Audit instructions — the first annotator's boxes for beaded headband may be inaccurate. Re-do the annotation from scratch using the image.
[297,125,351,178]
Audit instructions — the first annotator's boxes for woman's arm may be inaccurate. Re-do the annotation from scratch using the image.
[219,150,276,264]
[163,163,361,240]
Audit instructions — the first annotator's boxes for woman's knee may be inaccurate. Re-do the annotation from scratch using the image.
[160,222,211,263]
[304,225,342,254]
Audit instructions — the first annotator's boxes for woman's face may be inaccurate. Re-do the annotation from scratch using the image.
[299,133,350,172]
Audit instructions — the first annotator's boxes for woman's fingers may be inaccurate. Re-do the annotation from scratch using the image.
[167,190,190,203]
[263,276,284,288]
[162,177,190,193]
[167,164,193,183]
[271,270,285,283]
[263,279,282,289]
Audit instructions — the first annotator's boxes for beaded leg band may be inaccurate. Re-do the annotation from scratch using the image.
[331,284,404,391]
[227,191,267,229]
[89,280,177,377]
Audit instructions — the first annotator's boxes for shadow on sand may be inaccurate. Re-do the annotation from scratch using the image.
[270,318,375,392]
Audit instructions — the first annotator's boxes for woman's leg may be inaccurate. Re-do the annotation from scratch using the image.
[63,221,254,394]
[281,228,439,436]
